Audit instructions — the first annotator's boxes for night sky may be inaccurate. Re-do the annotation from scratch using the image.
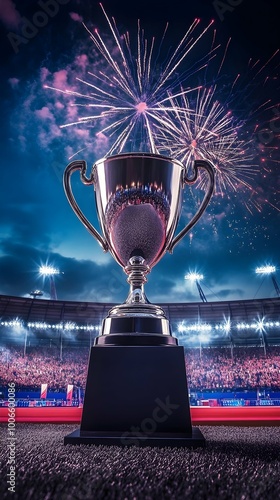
[0,0,279,304]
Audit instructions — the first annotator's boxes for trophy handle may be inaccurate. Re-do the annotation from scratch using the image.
[168,159,215,253]
[63,160,108,252]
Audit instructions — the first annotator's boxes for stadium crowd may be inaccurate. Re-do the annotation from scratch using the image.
[185,346,280,391]
[0,345,279,392]
[0,346,88,391]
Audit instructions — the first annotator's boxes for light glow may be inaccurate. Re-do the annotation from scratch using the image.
[27,322,100,331]
[39,265,60,276]
[1,317,279,334]
[255,265,276,275]
[185,272,204,282]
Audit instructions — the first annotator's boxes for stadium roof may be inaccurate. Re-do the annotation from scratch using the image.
[0,294,279,347]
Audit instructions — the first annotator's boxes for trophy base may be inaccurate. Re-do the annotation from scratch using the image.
[64,426,205,448]
[101,312,172,336]
[64,338,205,449]
[96,333,177,346]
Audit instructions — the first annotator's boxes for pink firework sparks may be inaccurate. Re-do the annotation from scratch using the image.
[45,3,215,155]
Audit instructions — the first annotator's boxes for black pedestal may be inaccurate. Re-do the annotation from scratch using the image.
[64,341,205,448]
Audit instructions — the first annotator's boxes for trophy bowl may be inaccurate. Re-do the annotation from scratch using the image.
[63,153,215,343]
[94,153,184,268]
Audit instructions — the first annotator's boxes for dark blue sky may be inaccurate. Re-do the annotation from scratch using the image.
[0,0,279,303]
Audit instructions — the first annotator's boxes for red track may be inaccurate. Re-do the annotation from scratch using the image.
[1,406,280,425]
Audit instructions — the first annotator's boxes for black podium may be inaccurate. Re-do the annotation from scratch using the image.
[64,334,205,448]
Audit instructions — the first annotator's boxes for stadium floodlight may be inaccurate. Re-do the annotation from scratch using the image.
[39,265,60,300]
[39,265,60,276]
[184,272,207,302]
[185,272,204,282]
[255,265,276,275]
[30,290,43,299]
[255,264,280,297]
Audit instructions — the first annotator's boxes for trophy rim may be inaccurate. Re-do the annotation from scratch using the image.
[93,152,185,170]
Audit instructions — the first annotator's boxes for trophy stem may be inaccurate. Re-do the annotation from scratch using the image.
[101,254,170,332]
[125,255,150,304]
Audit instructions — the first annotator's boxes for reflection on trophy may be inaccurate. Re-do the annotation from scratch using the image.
[63,153,214,447]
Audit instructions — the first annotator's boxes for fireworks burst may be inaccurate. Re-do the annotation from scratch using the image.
[152,40,280,216]
[155,85,258,197]
[44,4,279,220]
[45,3,215,155]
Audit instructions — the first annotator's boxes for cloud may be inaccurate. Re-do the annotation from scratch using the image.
[8,77,20,88]
[214,211,227,221]
[0,239,124,303]
[5,32,117,161]
[52,69,69,91]
[69,12,83,23]
[35,106,54,120]
[40,67,51,83]
[55,101,64,110]
[0,0,21,29]
[74,54,88,71]
[93,131,109,155]
[0,232,273,303]
[66,102,78,121]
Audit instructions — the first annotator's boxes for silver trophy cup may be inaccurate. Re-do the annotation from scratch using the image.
[63,152,215,447]
[63,153,215,344]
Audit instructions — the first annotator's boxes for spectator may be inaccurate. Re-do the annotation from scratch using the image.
[0,345,279,392]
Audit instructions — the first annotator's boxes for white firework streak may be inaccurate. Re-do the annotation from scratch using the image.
[155,86,258,196]
[45,3,215,155]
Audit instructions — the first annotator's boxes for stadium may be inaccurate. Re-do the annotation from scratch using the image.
[1,292,280,407]
[0,292,279,498]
